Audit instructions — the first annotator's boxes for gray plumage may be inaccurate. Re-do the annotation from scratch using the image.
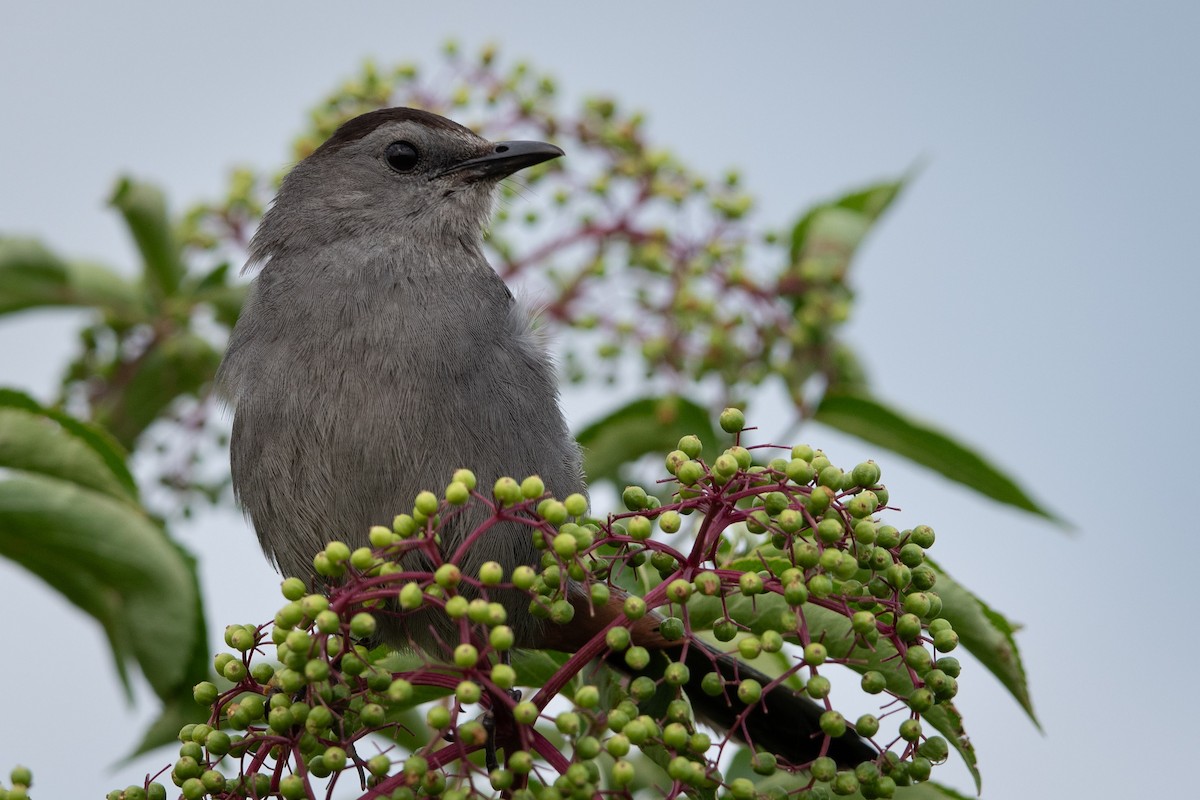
[218,108,584,652]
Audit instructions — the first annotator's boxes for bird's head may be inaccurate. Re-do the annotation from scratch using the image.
[250,107,563,260]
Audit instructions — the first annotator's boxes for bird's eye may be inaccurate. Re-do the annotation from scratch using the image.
[384,141,419,173]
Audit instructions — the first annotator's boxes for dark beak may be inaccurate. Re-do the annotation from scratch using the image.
[437,140,564,180]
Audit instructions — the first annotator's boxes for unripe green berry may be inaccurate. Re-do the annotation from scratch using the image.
[490,663,516,689]
[659,616,685,640]
[784,579,809,606]
[895,613,922,641]
[713,453,739,479]
[414,490,439,516]
[621,484,648,510]
[623,595,646,620]
[875,525,901,548]
[678,434,703,459]
[445,480,470,505]
[453,644,478,668]
[280,577,306,601]
[719,407,746,432]
[856,714,880,738]
[934,629,959,652]
[624,646,650,671]
[910,524,936,548]
[426,705,451,729]
[564,493,588,516]
[712,618,738,642]
[808,573,833,598]
[737,679,763,704]
[898,718,922,742]
[807,674,832,699]
[492,476,521,505]
[518,474,544,499]
[820,710,846,737]
[804,642,828,666]
[435,563,461,588]
[676,459,705,486]
[751,751,777,776]
[456,680,481,704]
[861,671,887,694]
[350,612,376,638]
[811,756,837,782]
[738,636,762,660]
[739,571,764,595]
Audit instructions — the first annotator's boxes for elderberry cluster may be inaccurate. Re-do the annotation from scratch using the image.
[103,409,965,800]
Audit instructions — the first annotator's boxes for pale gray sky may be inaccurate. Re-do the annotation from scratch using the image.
[1,2,1196,797]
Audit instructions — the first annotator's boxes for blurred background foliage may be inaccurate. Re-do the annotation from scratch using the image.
[0,45,1047,767]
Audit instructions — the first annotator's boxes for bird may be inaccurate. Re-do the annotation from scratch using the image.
[217,107,874,768]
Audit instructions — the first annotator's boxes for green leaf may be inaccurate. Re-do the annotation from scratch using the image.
[814,392,1062,523]
[576,395,721,486]
[0,237,142,319]
[93,332,222,448]
[789,178,908,265]
[124,694,209,760]
[927,557,1038,727]
[0,388,137,502]
[110,176,186,299]
[0,474,202,701]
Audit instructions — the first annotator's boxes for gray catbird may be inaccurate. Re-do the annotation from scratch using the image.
[218,107,874,768]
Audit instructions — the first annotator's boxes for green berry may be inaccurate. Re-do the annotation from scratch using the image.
[934,629,960,652]
[712,618,738,642]
[414,490,439,517]
[898,718,922,742]
[492,476,521,505]
[280,577,306,601]
[751,751,777,776]
[445,480,470,505]
[807,674,832,699]
[623,595,647,620]
[861,671,887,694]
[935,656,961,677]
[899,543,925,567]
[490,664,516,690]
[804,642,828,666]
[676,459,705,486]
[719,407,746,433]
[456,680,482,704]
[808,574,833,598]
[624,646,650,671]
[819,710,846,737]
[855,714,880,738]
[811,755,837,782]
[739,571,764,595]
[910,525,936,548]
[453,644,479,668]
[521,475,545,499]
[350,612,376,638]
[738,636,762,660]
[737,679,763,704]
[426,705,451,729]
[918,736,950,762]
[606,626,631,651]
[435,563,461,588]
[564,493,588,516]
[678,434,703,459]
[621,485,648,510]
[875,525,901,548]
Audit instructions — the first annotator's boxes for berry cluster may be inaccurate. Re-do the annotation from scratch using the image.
[107,409,964,800]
